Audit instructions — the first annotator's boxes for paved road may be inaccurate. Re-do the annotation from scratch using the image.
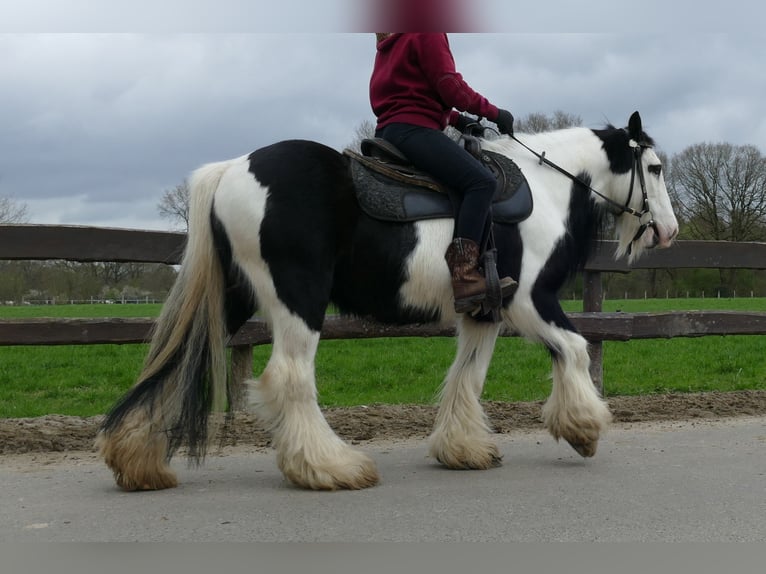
[1,417,765,542]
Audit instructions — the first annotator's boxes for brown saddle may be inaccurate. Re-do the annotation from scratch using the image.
[344,137,533,224]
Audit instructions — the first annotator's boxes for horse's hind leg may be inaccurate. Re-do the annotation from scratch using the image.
[429,317,502,469]
[97,407,178,491]
[247,309,379,490]
[541,329,612,457]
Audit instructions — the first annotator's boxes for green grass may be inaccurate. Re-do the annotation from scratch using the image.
[600,336,766,395]
[0,344,146,418]
[0,303,162,319]
[1,299,765,417]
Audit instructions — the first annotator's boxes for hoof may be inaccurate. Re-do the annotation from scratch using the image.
[437,451,503,470]
[565,438,598,458]
[96,429,178,491]
[114,467,179,491]
[542,399,611,459]
[279,450,380,491]
[430,438,503,470]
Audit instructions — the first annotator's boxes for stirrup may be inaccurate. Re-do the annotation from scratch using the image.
[482,248,503,310]
[454,293,485,314]
[476,248,517,321]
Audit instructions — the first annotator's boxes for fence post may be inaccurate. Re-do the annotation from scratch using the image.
[582,270,604,394]
[230,344,253,411]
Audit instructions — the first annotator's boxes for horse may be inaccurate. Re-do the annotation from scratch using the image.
[96,111,678,491]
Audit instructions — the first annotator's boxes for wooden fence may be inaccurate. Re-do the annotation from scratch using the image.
[2,224,766,397]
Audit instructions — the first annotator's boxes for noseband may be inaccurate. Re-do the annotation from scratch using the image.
[624,140,659,253]
[510,134,657,254]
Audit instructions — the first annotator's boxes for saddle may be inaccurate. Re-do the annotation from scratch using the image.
[344,136,533,224]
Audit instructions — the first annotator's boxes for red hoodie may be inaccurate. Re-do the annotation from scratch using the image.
[369,33,499,131]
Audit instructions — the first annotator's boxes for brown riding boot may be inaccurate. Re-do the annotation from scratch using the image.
[445,238,516,314]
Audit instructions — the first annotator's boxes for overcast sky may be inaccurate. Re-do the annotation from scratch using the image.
[1,2,764,230]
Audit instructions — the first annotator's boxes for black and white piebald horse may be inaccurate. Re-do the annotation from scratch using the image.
[97,111,678,491]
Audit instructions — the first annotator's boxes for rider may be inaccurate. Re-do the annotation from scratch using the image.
[370,33,516,314]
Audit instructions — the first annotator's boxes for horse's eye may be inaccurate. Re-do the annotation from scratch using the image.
[648,164,662,176]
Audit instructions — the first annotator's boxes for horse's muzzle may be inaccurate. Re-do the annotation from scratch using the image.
[650,223,678,249]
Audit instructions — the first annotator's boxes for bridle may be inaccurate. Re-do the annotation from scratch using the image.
[508,133,658,254]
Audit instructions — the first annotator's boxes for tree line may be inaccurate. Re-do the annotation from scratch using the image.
[1,196,177,304]
[0,260,177,305]
[2,110,766,304]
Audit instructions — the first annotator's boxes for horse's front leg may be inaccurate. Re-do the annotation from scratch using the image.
[508,292,612,457]
[429,317,502,469]
[247,311,379,490]
[541,326,612,457]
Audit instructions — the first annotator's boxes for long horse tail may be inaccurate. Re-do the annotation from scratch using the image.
[97,158,239,490]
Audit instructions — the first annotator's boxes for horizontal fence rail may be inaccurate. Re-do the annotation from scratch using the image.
[3,311,766,347]
[2,224,766,396]
[0,224,186,264]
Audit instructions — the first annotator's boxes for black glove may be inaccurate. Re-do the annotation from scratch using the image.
[453,114,477,133]
[495,109,514,136]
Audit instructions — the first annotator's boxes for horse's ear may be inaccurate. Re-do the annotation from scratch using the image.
[628,111,642,139]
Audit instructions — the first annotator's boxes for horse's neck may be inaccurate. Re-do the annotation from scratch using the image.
[518,129,600,168]
[488,128,614,195]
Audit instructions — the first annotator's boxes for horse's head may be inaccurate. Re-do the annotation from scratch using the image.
[608,112,679,262]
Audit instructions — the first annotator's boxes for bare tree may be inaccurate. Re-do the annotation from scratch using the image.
[515,110,583,134]
[0,196,29,223]
[346,119,377,152]
[157,181,191,231]
[91,261,145,286]
[669,143,766,242]
[669,142,766,292]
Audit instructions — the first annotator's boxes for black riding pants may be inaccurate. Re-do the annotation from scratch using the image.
[376,123,496,245]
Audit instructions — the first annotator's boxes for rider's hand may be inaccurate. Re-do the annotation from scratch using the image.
[495,109,514,136]
[453,114,476,133]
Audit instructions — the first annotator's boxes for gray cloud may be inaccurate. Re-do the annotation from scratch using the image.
[0,33,764,229]
[1,1,356,32]
[3,1,758,33]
